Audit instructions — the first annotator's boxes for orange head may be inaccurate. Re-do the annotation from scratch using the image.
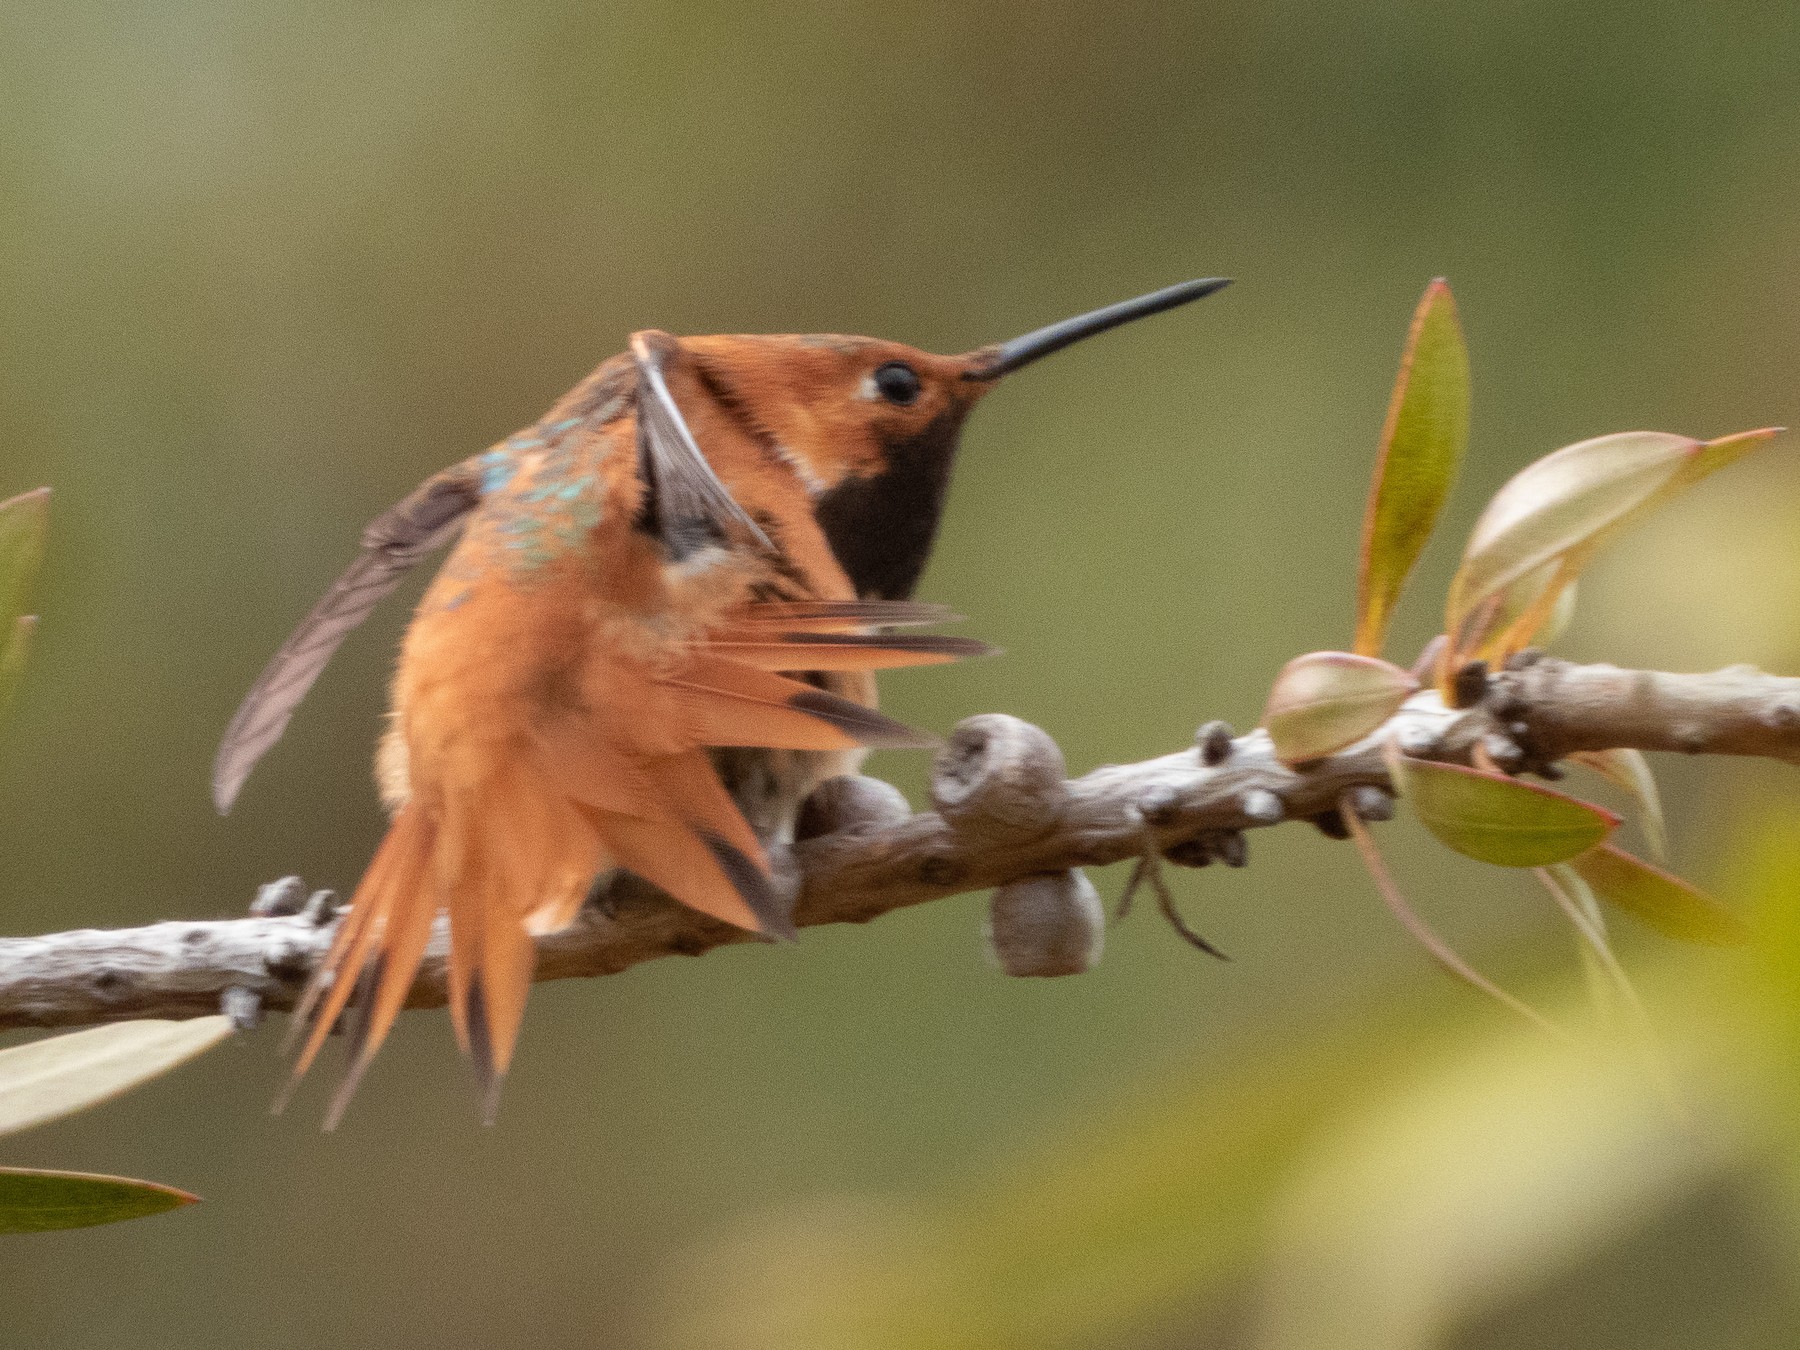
[678,278,1230,599]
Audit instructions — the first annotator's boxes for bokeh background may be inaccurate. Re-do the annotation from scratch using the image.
[5,3,1800,1346]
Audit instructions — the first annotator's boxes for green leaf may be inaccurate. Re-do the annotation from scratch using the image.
[0,1016,235,1137]
[1446,428,1782,647]
[0,613,34,729]
[1263,651,1418,763]
[1568,843,1748,946]
[1390,755,1618,867]
[1353,280,1469,657]
[1569,749,1667,862]
[0,487,50,635]
[0,1167,198,1233]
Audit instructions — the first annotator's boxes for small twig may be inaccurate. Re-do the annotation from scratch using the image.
[1118,822,1229,959]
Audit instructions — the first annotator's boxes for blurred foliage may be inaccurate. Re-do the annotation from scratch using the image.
[0,1019,235,1139]
[0,489,222,1229]
[4,0,1800,1345]
[0,488,47,725]
[656,804,1800,1349]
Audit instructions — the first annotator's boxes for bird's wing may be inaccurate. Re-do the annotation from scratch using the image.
[629,332,772,559]
[212,464,483,813]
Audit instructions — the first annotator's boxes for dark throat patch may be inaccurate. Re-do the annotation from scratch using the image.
[814,411,967,600]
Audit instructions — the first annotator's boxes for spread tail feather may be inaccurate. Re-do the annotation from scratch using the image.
[282,782,590,1127]
[437,774,592,1120]
[280,602,983,1124]
[276,805,435,1119]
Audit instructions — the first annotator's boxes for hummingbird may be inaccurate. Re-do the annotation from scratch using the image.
[214,277,1230,1125]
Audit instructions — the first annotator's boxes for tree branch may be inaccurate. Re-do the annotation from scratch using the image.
[3,656,1796,1032]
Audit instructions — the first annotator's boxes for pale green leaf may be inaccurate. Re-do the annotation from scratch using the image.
[0,1016,235,1137]
[1354,279,1470,658]
[1539,579,1579,648]
[0,487,50,635]
[1390,755,1618,867]
[1539,865,1678,1109]
[0,1167,198,1233]
[1568,843,1748,946]
[1570,749,1667,862]
[1446,432,1694,635]
[1263,651,1418,764]
[1447,427,1783,645]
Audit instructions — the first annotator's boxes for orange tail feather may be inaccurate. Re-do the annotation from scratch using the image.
[277,804,434,1119]
[285,601,985,1124]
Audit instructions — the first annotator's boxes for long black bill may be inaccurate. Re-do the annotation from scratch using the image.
[964,277,1231,380]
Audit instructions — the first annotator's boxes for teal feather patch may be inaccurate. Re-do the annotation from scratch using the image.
[470,425,606,580]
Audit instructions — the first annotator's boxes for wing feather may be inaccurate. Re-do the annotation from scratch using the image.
[669,653,937,751]
[702,632,995,671]
[629,332,771,558]
[724,600,962,631]
[212,466,482,813]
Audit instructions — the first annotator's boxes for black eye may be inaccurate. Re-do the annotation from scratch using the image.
[872,361,922,406]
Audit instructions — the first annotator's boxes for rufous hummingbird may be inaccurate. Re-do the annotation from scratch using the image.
[214,277,1230,1125]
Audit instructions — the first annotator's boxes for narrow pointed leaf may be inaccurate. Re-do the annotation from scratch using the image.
[1540,864,1680,1108]
[1568,843,1748,946]
[1677,426,1783,484]
[1389,754,1618,867]
[0,1167,198,1232]
[0,1016,234,1137]
[0,487,50,634]
[0,613,34,729]
[1354,280,1469,657]
[1263,651,1418,763]
[1570,749,1667,861]
[1540,866,1627,1023]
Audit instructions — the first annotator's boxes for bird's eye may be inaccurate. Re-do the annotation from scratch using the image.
[872,361,922,406]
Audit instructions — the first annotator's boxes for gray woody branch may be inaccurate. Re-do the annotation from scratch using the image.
[4,655,1799,1032]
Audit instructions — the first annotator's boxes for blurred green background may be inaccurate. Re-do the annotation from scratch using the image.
[5,2,1800,1345]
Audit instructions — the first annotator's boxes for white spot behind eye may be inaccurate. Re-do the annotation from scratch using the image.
[770,441,827,495]
[857,373,882,402]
